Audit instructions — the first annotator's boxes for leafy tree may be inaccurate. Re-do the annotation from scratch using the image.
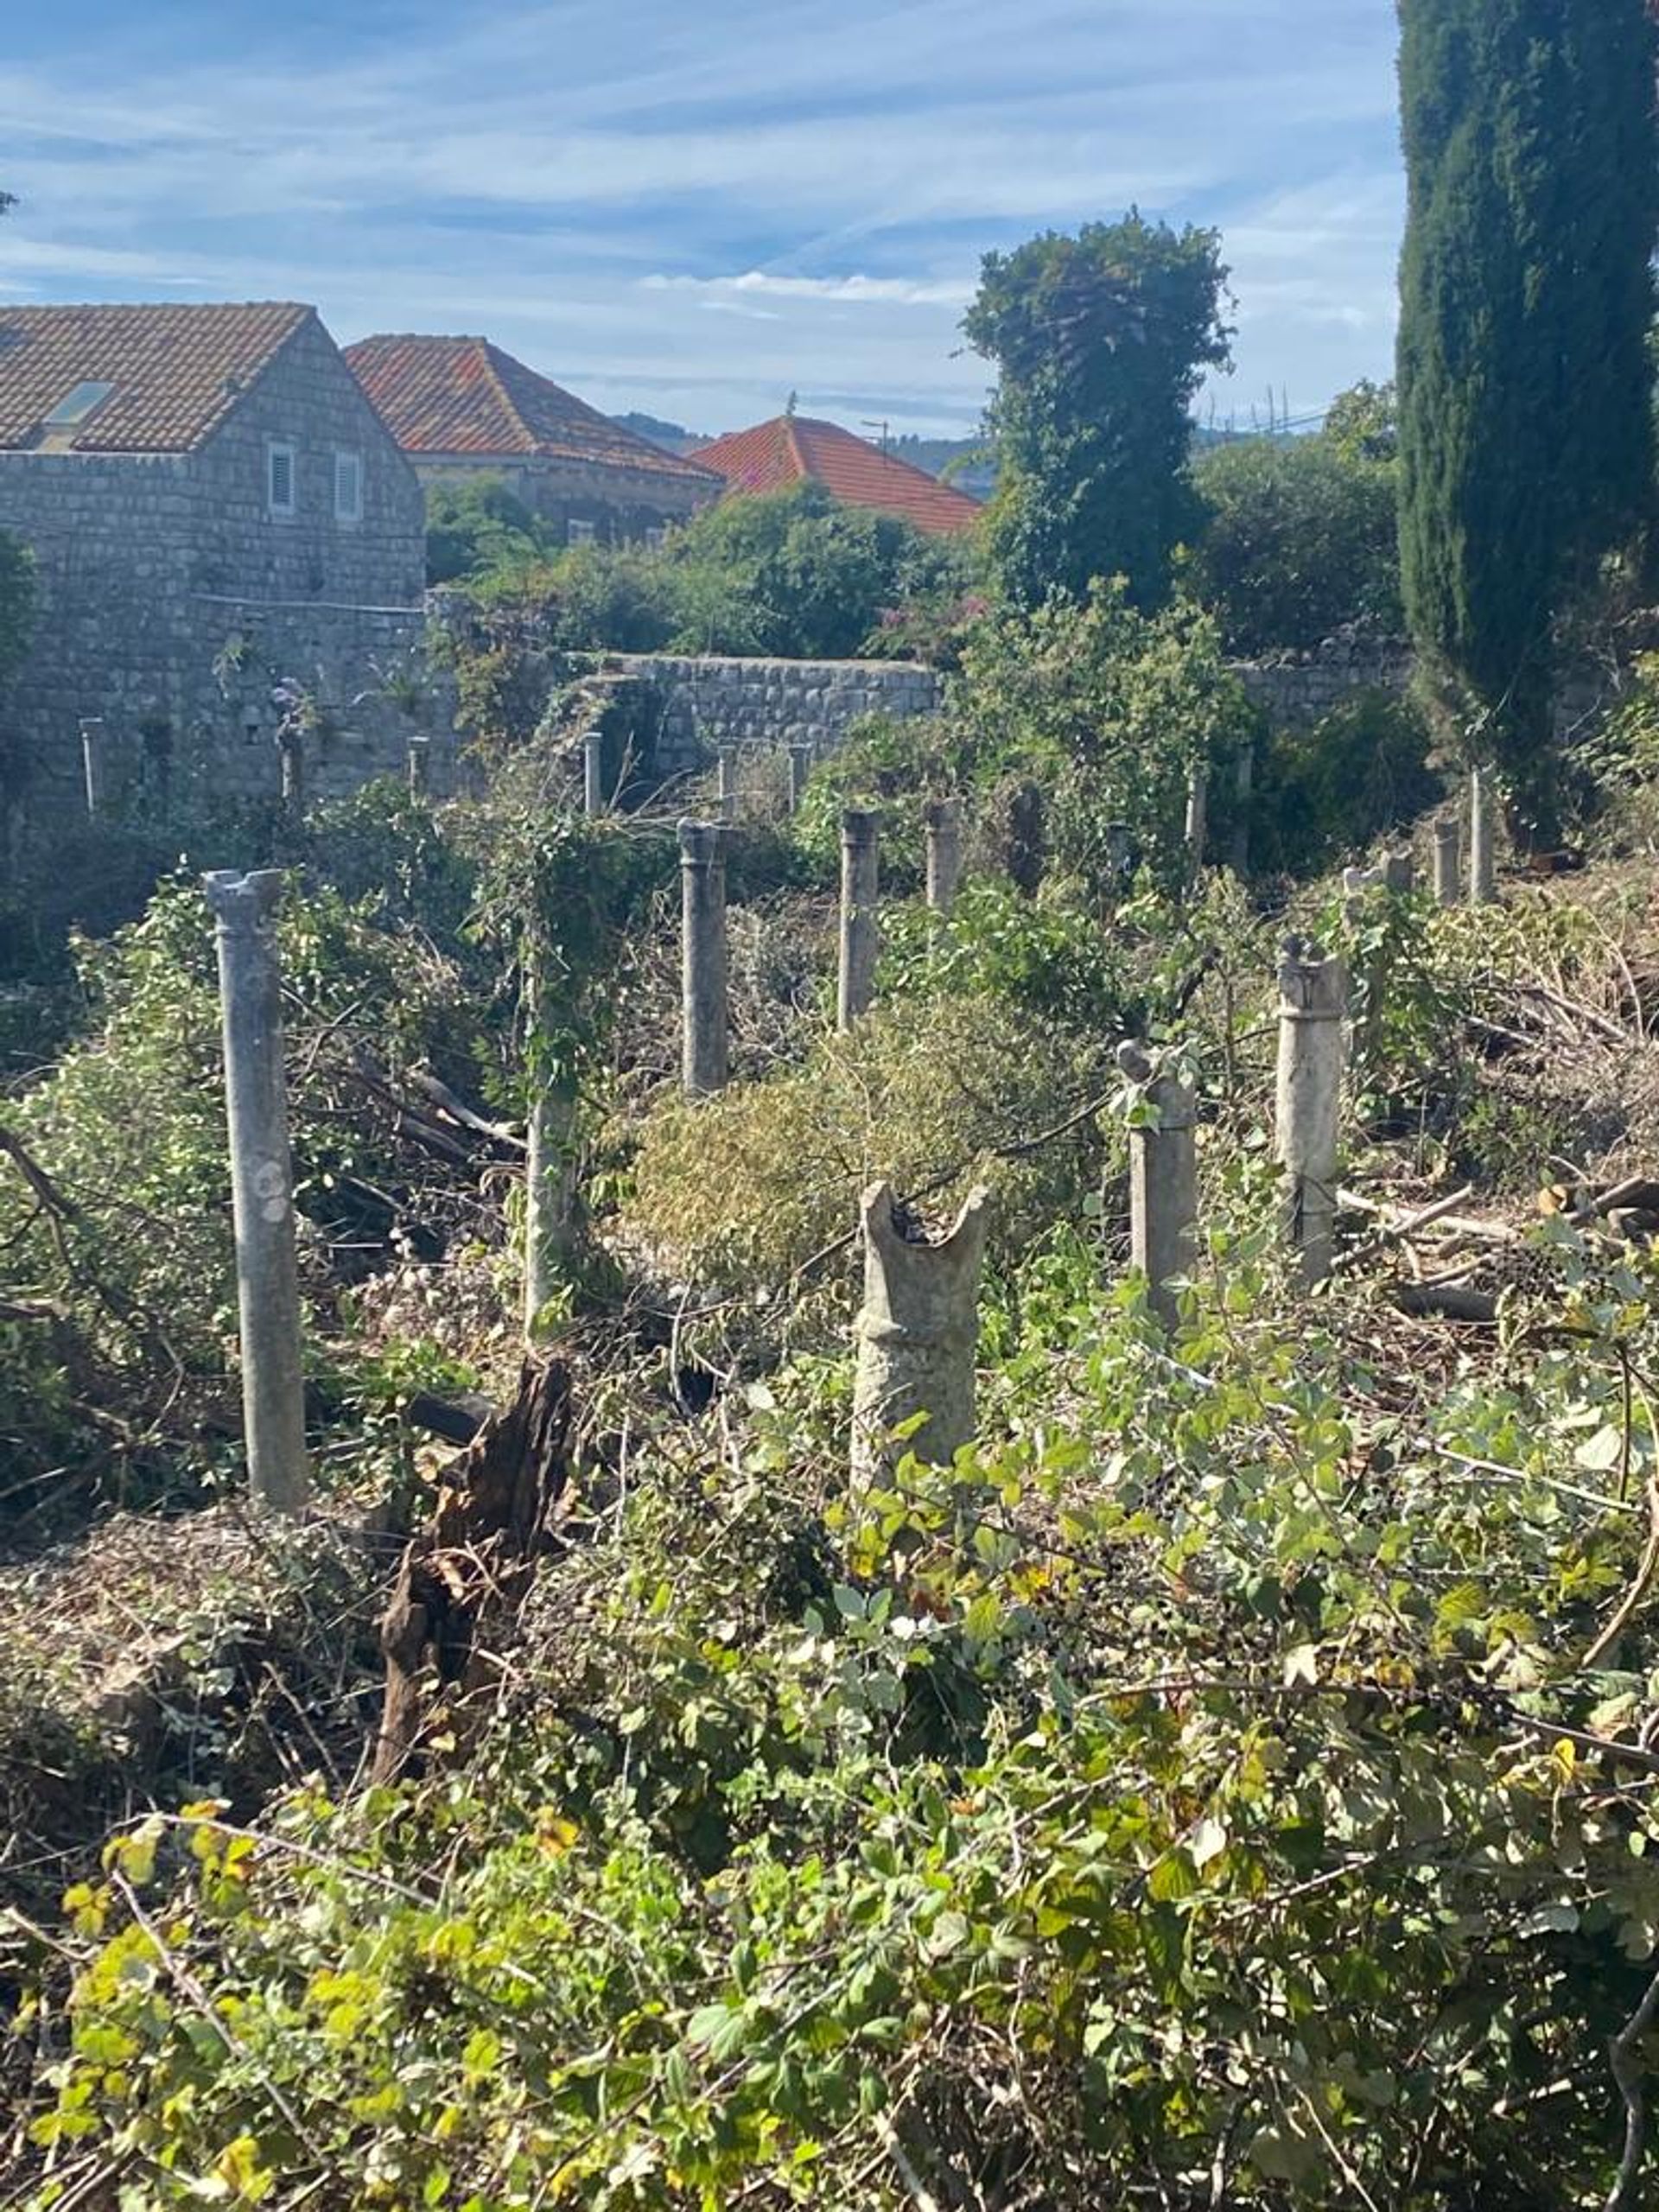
[963,212,1233,611]
[1323,376,1397,465]
[1397,0,1659,843]
[424,475,551,585]
[1189,432,1402,653]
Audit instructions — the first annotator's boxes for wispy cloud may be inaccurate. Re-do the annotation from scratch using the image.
[0,0,1405,435]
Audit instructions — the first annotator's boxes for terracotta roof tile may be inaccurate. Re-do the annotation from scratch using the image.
[688,414,982,536]
[345,335,721,486]
[0,302,313,454]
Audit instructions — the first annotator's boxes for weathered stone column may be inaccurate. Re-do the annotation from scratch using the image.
[203,870,309,1512]
[1230,743,1254,875]
[838,807,881,1030]
[852,1180,991,1482]
[79,718,107,820]
[583,728,606,817]
[925,798,963,915]
[717,747,737,823]
[1468,765,1497,906]
[1433,815,1460,907]
[679,818,729,1096]
[522,957,576,1344]
[407,737,431,797]
[278,731,304,817]
[787,744,813,814]
[1382,849,1414,895]
[1185,764,1209,883]
[1274,937,1345,1288]
[1117,1043,1198,1329]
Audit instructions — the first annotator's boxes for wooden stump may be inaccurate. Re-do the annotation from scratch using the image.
[373,1357,573,1785]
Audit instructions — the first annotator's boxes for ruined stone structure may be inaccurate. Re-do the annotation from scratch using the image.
[599,652,944,776]
[0,302,442,823]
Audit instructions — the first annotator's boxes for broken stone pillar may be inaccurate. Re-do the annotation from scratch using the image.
[583,728,606,817]
[1117,1043,1198,1329]
[925,798,963,915]
[407,737,432,797]
[852,1180,991,1483]
[79,718,107,820]
[1382,849,1414,894]
[717,747,737,823]
[838,807,881,1030]
[1342,862,1383,924]
[203,870,309,1512]
[1230,743,1254,875]
[1468,765,1497,906]
[1433,815,1460,907]
[679,818,729,1096]
[1185,764,1209,883]
[278,731,304,817]
[522,957,576,1344]
[787,744,813,814]
[1274,937,1345,1288]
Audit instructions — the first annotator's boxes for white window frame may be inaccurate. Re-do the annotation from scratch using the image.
[334,448,363,525]
[266,438,297,520]
[567,518,597,547]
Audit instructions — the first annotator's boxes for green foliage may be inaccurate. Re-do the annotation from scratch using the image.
[424,475,552,586]
[1397,0,1659,842]
[1322,376,1398,465]
[1190,433,1402,653]
[625,993,1109,1293]
[964,212,1233,610]
[1253,691,1440,879]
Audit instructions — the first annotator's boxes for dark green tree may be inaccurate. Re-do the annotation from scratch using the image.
[963,213,1232,611]
[1397,0,1659,842]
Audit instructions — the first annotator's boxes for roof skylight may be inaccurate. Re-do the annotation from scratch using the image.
[45,379,115,428]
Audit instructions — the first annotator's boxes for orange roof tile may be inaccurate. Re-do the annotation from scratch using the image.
[0,302,313,454]
[345,335,720,486]
[688,414,982,536]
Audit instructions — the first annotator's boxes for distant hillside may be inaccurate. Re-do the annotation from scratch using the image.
[610,411,708,458]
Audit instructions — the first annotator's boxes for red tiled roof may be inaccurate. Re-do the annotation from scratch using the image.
[345,335,720,486]
[0,302,313,453]
[688,415,982,536]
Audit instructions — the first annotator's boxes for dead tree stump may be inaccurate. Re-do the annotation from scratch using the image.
[373,1357,573,1785]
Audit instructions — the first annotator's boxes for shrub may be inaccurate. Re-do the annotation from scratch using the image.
[1253,690,1440,878]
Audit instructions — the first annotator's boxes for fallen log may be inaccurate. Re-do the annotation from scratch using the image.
[1393,1282,1499,1324]
[373,1357,573,1785]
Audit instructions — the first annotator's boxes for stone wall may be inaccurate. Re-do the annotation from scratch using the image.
[0,313,442,828]
[597,653,944,776]
[1233,638,1414,728]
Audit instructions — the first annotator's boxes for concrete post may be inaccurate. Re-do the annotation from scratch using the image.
[1103,821,1135,892]
[1274,937,1345,1288]
[924,798,963,915]
[1185,764,1209,883]
[679,818,729,1096]
[1382,849,1414,895]
[837,807,881,1030]
[1230,742,1254,876]
[716,747,737,823]
[1469,765,1497,906]
[787,744,813,815]
[1117,1042,1198,1330]
[203,870,309,1512]
[79,718,107,820]
[522,956,576,1343]
[852,1179,991,1482]
[1433,815,1460,907]
[583,728,606,817]
[278,732,304,817]
[1342,862,1383,924]
[407,737,431,798]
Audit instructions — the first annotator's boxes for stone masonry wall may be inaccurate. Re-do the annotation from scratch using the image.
[0,312,442,828]
[602,653,944,776]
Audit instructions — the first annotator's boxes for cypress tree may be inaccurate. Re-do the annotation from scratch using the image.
[1396,0,1659,844]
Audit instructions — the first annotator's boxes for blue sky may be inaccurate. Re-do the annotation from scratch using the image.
[0,0,1404,437]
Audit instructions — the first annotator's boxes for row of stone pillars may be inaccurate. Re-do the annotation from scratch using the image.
[80,720,441,822]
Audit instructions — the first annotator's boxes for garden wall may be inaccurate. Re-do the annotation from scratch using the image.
[600,653,944,776]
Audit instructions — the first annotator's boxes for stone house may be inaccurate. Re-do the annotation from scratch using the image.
[0,302,435,820]
[344,334,720,548]
[687,415,983,537]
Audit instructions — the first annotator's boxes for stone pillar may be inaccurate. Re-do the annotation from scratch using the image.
[1274,938,1345,1288]
[924,798,963,915]
[407,737,431,797]
[1469,765,1497,906]
[852,1179,991,1482]
[1382,849,1414,895]
[1103,821,1135,892]
[583,728,606,817]
[679,818,729,1096]
[1117,1042,1198,1330]
[203,870,309,1513]
[717,747,737,823]
[838,807,881,1030]
[522,957,576,1344]
[278,731,304,817]
[787,744,813,814]
[79,718,107,820]
[1433,815,1460,907]
[1230,743,1254,876]
[1185,763,1209,883]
